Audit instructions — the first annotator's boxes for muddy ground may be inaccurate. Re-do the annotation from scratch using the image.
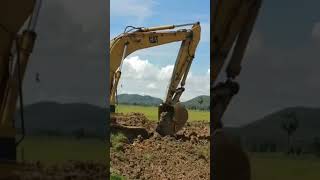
[111,112,210,180]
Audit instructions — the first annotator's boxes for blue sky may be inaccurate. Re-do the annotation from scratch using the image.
[110,0,210,101]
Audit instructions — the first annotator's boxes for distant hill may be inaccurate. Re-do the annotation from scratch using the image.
[225,106,320,149]
[117,94,210,110]
[182,95,210,110]
[15,102,107,137]
[15,102,320,148]
[117,94,162,106]
[15,95,210,137]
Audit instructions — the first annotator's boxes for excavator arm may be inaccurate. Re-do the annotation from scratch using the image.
[110,22,201,135]
[212,0,262,132]
[0,0,41,169]
[212,0,262,180]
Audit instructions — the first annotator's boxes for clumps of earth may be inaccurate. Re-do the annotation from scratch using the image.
[111,112,210,180]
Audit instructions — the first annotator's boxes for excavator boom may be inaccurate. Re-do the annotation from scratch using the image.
[0,1,41,177]
[212,0,262,130]
[110,22,201,135]
[212,1,262,180]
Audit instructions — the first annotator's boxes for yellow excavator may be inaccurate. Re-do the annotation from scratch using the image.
[109,22,201,135]
[212,0,262,180]
[0,0,41,177]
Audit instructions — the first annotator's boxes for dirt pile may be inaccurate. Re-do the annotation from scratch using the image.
[112,112,155,130]
[111,113,156,142]
[111,113,210,180]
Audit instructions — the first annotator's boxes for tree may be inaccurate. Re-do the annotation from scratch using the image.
[281,112,299,154]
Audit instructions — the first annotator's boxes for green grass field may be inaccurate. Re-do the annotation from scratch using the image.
[17,136,105,162]
[116,104,209,122]
[250,153,320,180]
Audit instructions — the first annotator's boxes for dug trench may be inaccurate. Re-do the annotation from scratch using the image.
[111,112,210,180]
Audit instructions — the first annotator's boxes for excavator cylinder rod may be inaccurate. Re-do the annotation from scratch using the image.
[174,22,200,28]
[140,22,200,32]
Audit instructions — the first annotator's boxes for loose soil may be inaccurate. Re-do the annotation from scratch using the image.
[111,112,210,180]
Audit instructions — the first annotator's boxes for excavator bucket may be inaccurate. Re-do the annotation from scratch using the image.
[156,103,188,136]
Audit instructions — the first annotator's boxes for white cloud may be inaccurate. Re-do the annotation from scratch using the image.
[312,22,320,41]
[121,56,158,80]
[118,56,209,101]
[158,65,174,80]
[111,0,157,22]
[147,83,157,89]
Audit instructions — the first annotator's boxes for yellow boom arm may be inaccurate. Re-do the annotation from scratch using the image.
[212,0,262,131]
[109,23,201,111]
[212,1,262,180]
[109,22,201,135]
[0,0,40,164]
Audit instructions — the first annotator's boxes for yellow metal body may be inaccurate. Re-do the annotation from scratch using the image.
[211,0,263,145]
[109,23,201,111]
[0,0,35,135]
[109,23,201,135]
[212,0,262,180]
[212,0,262,130]
[109,22,201,135]
[0,0,37,176]
[212,0,261,84]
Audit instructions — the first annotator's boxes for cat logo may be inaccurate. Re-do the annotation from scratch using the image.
[149,35,158,43]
